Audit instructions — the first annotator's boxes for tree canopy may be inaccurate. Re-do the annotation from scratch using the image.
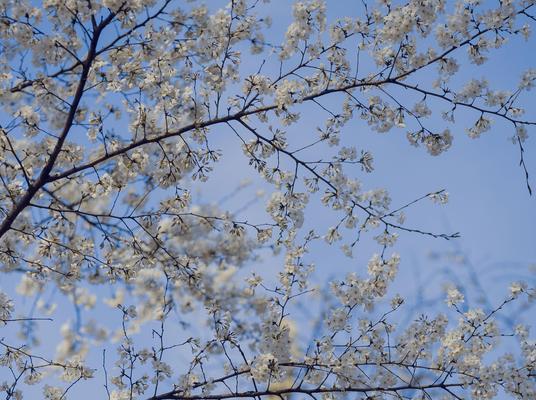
[0,0,535,399]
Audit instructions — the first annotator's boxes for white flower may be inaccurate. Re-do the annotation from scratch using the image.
[374,231,398,247]
[326,308,348,331]
[324,227,341,244]
[0,291,14,322]
[445,287,464,307]
[43,385,63,400]
[519,69,536,91]
[251,353,279,382]
[428,191,449,204]
[509,282,526,298]
[466,116,492,139]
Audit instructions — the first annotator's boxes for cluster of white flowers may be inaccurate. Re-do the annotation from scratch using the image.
[467,116,492,139]
[16,105,40,137]
[519,68,536,90]
[275,79,305,110]
[331,253,400,310]
[0,291,14,322]
[325,307,349,332]
[379,0,445,43]
[43,385,63,400]
[406,128,453,156]
[266,191,308,229]
[250,353,279,382]
[445,286,464,307]
[429,190,449,204]
[373,231,399,246]
[281,0,326,59]
[455,78,489,103]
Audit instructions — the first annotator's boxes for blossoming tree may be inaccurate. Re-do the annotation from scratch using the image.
[0,0,535,399]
